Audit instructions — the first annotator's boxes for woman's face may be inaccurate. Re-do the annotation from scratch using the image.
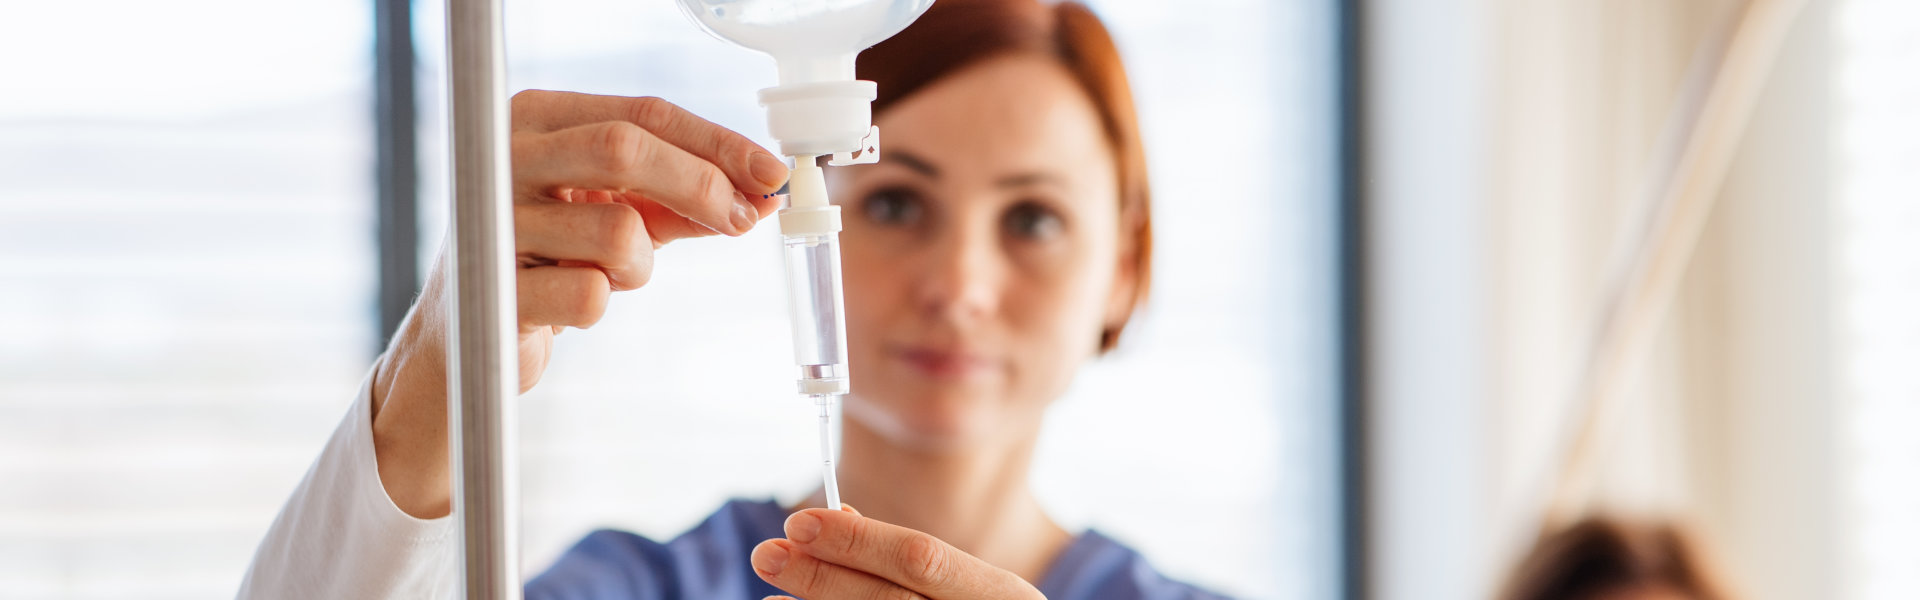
[828,54,1132,453]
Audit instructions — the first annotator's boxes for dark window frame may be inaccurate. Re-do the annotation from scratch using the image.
[374,0,419,348]
[1336,1,1371,599]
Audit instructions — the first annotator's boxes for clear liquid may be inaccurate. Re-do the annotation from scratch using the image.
[783,233,849,389]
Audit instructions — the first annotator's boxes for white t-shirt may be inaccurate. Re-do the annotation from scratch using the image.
[236,372,457,598]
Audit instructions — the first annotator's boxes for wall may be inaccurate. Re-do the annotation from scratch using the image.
[1364,1,1843,598]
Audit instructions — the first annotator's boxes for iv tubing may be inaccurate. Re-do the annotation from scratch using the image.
[814,395,841,510]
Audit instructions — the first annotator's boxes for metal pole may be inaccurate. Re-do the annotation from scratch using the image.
[445,0,521,597]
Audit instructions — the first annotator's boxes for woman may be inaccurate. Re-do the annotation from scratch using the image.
[240,0,1225,598]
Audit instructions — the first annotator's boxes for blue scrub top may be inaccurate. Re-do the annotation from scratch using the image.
[524,499,1232,600]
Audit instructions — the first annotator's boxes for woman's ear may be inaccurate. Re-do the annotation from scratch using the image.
[1099,214,1146,353]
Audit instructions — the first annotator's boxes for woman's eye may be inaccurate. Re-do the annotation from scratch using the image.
[859,187,923,226]
[1004,202,1065,240]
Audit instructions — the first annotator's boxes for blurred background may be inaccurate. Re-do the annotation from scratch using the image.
[0,1,1911,599]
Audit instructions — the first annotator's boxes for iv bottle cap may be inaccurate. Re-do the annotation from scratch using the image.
[758,79,876,157]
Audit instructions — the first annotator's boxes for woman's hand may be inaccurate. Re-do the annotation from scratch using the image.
[752,507,1047,600]
[498,90,788,388]
[369,90,790,519]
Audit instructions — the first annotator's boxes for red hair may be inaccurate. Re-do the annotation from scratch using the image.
[858,0,1152,353]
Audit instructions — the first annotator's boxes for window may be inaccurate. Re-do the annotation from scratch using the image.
[1,1,1344,597]
[0,2,375,597]
[1836,1,1920,598]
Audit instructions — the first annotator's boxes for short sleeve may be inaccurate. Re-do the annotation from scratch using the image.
[525,500,791,600]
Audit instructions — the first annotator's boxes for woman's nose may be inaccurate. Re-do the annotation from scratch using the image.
[910,223,1002,326]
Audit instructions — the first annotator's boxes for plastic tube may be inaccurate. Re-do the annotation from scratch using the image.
[781,231,849,394]
[782,157,848,509]
[779,158,850,398]
[813,394,841,510]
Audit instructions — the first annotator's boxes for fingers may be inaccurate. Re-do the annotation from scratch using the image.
[514,203,653,291]
[627,191,784,246]
[515,120,759,237]
[512,90,790,195]
[517,266,610,331]
[752,539,927,600]
[781,509,1038,599]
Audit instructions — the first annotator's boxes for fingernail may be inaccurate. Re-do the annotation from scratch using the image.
[730,191,757,234]
[786,511,822,544]
[749,152,789,188]
[753,543,788,576]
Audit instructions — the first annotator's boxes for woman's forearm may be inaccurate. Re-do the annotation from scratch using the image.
[370,279,455,519]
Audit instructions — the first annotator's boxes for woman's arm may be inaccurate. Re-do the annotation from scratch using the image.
[366,91,791,519]
[239,91,790,595]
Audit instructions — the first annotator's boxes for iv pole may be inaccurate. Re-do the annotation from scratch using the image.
[446,0,522,597]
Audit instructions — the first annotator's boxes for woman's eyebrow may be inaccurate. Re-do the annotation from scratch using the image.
[886,150,940,178]
[995,171,1065,190]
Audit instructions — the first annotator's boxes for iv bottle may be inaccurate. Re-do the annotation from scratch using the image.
[676,0,933,397]
[675,0,934,157]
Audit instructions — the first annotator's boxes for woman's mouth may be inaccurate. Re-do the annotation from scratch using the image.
[891,345,997,380]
